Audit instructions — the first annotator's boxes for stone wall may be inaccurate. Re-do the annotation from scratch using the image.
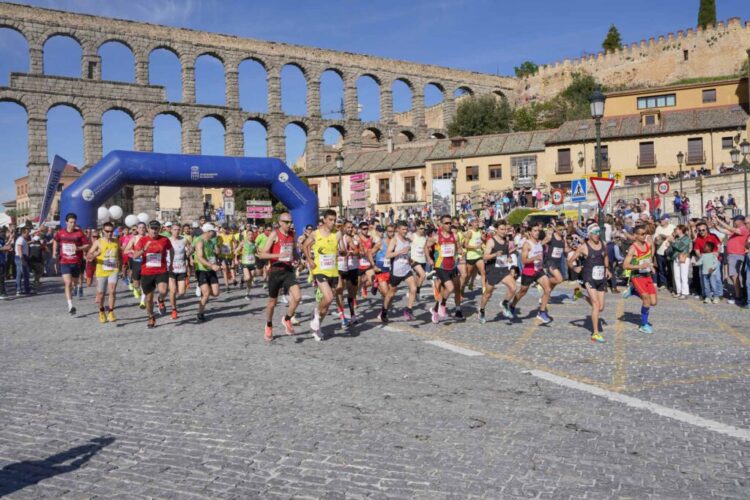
[0,2,515,221]
[523,18,750,103]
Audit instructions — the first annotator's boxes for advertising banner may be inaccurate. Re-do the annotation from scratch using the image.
[432,179,452,216]
[38,155,68,226]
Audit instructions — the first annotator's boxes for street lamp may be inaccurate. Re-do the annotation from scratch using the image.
[578,150,585,173]
[589,88,606,233]
[450,164,459,217]
[676,151,684,194]
[740,139,750,216]
[335,151,344,217]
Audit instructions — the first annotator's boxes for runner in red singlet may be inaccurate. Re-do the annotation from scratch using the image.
[52,213,90,315]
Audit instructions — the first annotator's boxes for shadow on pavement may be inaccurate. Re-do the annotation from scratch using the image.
[0,436,115,496]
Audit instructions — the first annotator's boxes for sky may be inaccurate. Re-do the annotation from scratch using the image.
[0,0,747,207]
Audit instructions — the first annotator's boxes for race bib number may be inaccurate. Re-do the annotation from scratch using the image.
[359,257,371,268]
[440,244,455,258]
[413,246,424,258]
[393,257,411,276]
[172,258,186,273]
[319,254,335,271]
[243,254,255,266]
[208,255,217,264]
[551,247,563,259]
[347,256,359,269]
[221,244,231,255]
[279,243,293,262]
[495,255,509,268]
[62,243,76,257]
[146,252,161,268]
[592,265,605,280]
[337,256,348,271]
[102,249,117,271]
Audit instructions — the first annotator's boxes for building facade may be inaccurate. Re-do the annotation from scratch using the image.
[8,164,81,225]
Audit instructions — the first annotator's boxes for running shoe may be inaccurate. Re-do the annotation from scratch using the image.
[127,282,133,291]
[590,332,605,343]
[438,303,448,319]
[78,286,84,298]
[158,300,167,316]
[704,297,711,304]
[264,325,273,342]
[378,311,389,324]
[291,315,301,326]
[621,287,632,299]
[479,313,486,324]
[315,288,323,303]
[69,306,76,316]
[728,299,736,305]
[502,304,513,319]
[107,311,117,322]
[638,324,654,334]
[350,313,359,324]
[342,316,351,328]
[313,329,323,342]
[133,287,141,300]
[280,295,289,305]
[197,312,206,322]
[508,305,517,318]
[195,286,201,298]
[147,316,156,329]
[431,307,439,324]
[712,297,720,304]
[536,311,552,324]
[139,301,146,310]
[171,309,178,320]
[245,293,251,301]
[310,309,321,331]
[573,287,583,301]
[454,309,464,320]
[403,309,415,321]
[283,318,295,335]
[98,311,107,324]
[262,282,269,289]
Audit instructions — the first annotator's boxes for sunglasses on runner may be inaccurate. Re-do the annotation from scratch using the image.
[279,219,292,224]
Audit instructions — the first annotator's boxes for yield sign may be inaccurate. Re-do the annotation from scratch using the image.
[590,177,616,208]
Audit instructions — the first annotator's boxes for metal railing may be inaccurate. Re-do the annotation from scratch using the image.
[637,154,657,168]
[377,193,391,204]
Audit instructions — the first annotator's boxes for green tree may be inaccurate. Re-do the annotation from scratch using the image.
[698,0,716,29]
[602,24,622,53]
[514,60,539,78]
[446,94,512,137]
[511,104,540,131]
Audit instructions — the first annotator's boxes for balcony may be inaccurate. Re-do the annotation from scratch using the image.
[555,161,573,174]
[330,196,340,207]
[590,158,611,171]
[686,151,706,166]
[637,154,657,168]
[377,193,392,204]
[402,192,418,202]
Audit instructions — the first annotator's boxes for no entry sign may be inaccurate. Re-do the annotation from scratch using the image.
[657,180,670,195]
[551,188,564,205]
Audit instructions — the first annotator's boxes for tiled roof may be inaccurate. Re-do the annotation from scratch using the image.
[545,105,749,145]
[301,143,437,178]
[426,130,554,160]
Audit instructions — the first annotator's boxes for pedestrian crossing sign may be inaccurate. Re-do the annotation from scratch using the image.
[571,179,587,202]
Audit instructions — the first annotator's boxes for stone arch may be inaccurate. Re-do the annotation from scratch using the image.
[281,63,308,116]
[430,132,447,139]
[285,121,307,167]
[197,111,227,128]
[47,103,84,166]
[362,126,382,146]
[46,98,86,117]
[199,115,226,155]
[195,53,225,105]
[96,37,135,53]
[43,33,83,78]
[244,117,268,157]
[323,125,346,147]
[454,86,474,98]
[392,78,413,120]
[239,57,268,112]
[357,74,380,122]
[147,43,181,60]
[41,29,84,47]
[102,108,135,155]
[153,112,183,152]
[101,104,138,122]
[424,82,445,106]
[395,129,415,144]
[194,50,225,64]
[148,47,181,102]
[320,69,344,119]
[0,99,28,205]
[0,26,28,85]
[0,95,28,112]
[98,40,135,82]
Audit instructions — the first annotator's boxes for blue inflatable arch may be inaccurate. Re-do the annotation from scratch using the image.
[59,151,319,229]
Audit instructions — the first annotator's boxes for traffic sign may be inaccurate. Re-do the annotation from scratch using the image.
[657,180,670,195]
[223,188,234,198]
[590,177,616,208]
[551,188,564,205]
[571,179,587,203]
[224,198,235,215]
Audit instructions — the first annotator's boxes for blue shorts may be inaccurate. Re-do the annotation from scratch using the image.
[60,263,81,278]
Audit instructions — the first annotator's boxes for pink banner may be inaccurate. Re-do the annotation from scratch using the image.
[350,191,368,200]
[246,207,273,218]
[350,182,368,191]
[350,173,368,182]
[349,200,367,209]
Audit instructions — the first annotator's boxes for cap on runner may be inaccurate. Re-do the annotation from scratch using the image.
[202,223,216,233]
[148,220,161,229]
[65,213,77,221]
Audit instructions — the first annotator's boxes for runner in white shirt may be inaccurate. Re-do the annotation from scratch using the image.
[410,222,428,298]
[168,222,191,319]
[385,221,418,320]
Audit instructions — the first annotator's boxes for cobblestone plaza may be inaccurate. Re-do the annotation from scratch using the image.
[1,281,748,498]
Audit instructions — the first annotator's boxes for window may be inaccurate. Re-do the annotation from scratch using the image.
[638,142,655,168]
[683,50,689,61]
[557,148,571,173]
[598,145,610,169]
[511,155,537,178]
[330,182,340,198]
[722,137,734,149]
[643,114,656,126]
[465,165,479,182]
[702,89,716,103]
[378,178,391,203]
[404,176,416,194]
[310,184,318,196]
[489,164,502,180]
[431,162,455,179]
[637,93,676,110]
[686,137,704,165]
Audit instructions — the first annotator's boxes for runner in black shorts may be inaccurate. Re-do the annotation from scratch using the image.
[479,222,518,323]
[567,224,610,343]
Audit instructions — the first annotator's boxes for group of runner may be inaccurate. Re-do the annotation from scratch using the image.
[50,208,666,344]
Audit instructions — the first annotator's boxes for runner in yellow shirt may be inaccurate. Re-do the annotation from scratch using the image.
[86,221,120,323]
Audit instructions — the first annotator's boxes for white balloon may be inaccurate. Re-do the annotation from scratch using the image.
[97,206,110,221]
[137,212,150,223]
[98,214,110,223]
[109,205,123,220]
[124,214,139,227]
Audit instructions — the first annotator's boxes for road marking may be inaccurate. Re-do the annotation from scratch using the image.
[507,321,539,357]
[527,369,750,442]
[425,340,484,357]
[686,301,750,346]
[381,325,400,333]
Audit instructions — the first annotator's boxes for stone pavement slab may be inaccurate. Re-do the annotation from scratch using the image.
[0,278,748,498]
